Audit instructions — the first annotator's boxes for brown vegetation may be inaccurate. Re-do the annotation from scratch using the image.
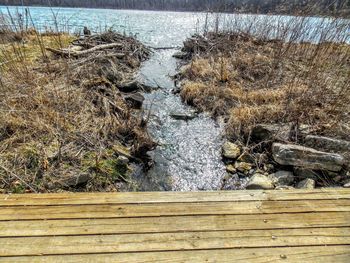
[0,28,154,193]
[179,32,350,143]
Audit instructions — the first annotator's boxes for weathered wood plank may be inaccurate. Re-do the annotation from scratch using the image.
[0,188,348,206]
[0,199,349,220]
[1,228,349,256]
[3,246,350,262]
[1,212,349,237]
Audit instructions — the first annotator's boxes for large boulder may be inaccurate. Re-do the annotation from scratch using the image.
[272,143,345,172]
[222,142,241,159]
[305,135,350,152]
[246,173,274,190]
[305,135,350,169]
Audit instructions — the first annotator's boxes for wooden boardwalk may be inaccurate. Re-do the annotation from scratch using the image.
[0,188,349,262]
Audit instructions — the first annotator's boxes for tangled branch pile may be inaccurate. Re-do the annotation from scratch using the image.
[0,30,154,193]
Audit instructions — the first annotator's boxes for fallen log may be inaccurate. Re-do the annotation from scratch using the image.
[46,43,124,58]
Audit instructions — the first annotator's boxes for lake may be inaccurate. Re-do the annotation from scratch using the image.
[1,6,349,47]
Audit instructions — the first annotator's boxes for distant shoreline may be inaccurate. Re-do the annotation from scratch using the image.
[0,5,346,19]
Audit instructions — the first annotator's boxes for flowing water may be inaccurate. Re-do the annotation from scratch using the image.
[135,49,226,191]
[1,6,347,191]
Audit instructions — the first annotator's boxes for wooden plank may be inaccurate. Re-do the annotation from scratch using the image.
[1,212,349,237]
[0,188,349,206]
[3,246,350,262]
[1,228,349,256]
[0,199,349,220]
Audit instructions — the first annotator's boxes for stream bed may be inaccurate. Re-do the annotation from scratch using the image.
[133,49,227,191]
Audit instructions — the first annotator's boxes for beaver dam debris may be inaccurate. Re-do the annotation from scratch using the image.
[0,30,156,193]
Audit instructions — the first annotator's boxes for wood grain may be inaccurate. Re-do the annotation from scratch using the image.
[0,199,349,220]
[1,212,349,237]
[3,246,350,262]
[1,188,348,206]
[1,228,349,256]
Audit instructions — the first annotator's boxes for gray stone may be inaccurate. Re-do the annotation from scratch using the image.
[272,143,345,172]
[251,124,290,142]
[305,135,350,169]
[268,170,294,186]
[246,173,274,190]
[60,173,91,187]
[222,142,241,159]
[173,51,189,59]
[293,167,318,180]
[226,164,237,174]
[297,178,316,189]
[305,135,350,152]
[235,162,253,173]
[118,81,153,93]
[170,112,196,121]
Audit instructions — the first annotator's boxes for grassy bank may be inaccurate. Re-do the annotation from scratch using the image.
[0,28,154,193]
[176,19,350,188]
[180,32,350,141]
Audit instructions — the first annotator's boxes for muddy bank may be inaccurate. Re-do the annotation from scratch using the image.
[175,32,350,190]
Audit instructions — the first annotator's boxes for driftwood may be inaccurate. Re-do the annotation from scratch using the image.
[47,43,125,58]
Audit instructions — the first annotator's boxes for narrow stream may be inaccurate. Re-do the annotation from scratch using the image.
[133,49,227,191]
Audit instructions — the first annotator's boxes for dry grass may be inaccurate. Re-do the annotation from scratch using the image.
[180,32,350,142]
[0,29,154,193]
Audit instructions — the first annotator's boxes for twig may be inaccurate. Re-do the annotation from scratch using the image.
[0,164,37,193]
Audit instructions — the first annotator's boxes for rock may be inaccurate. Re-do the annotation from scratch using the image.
[237,152,255,163]
[251,124,290,142]
[268,171,294,186]
[60,173,91,187]
[123,92,144,109]
[226,164,237,174]
[344,182,350,188]
[235,162,252,173]
[293,167,318,180]
[170,112,196,121]
[272,143,345,172]
[173,51,188,59]
[305,135,350,169]
[246,173,274,190]
[222,142,241,159]
[305,135,350,152]
[117,156,129,165]
[117,81,153,93]
[263,163,275,173]
[297,178,316,189]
